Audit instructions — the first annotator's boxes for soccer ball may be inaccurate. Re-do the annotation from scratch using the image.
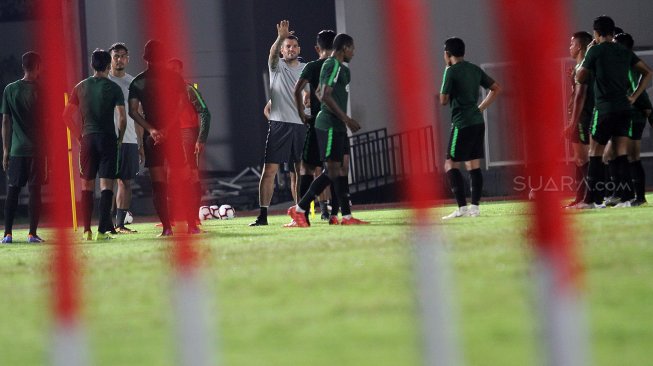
[217,204,236,219]
[209,205,220,219]
[124,211,134,225]
[198,206,213,221]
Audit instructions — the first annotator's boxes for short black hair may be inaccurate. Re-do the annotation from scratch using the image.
[614,26,624,35]
[285,35,300,44]
[316,30,336,50]
[91,49,111,72]
[444,37,465,57]
[22,51,41,72]
[168,58,183,70]
[614,33,634,50]
[572,31,593,50]
[109,42,128,54]
[593,15,615,37]
[333,33,354,52]
[143,39,165,63]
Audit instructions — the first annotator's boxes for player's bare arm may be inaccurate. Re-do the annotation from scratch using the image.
[294,78,309,123]
[116,105,127,143]
[2,114,11,171]
[269,20,293,69]
[128,97,160,143]
[263,99,271,120]
[575,67,589,85]
[440,93,450,106]
[62,102,82,139]
[320,85,360,132]
[628,60,653,104]
[565,82,589,138]
[478,82,501,112]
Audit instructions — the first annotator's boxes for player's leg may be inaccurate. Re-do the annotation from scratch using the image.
[2,157,26,243]
[628,112,647,205]
[466,158,482,217]
[610,110,635,206]
[80,135,100,239]
[145,135,172,235]
[585,112,610,207]
[166,137,198,233]
[26,156,46,242]
[182,127,203,223]
[602,140,618,204]
[443,126,469,219]
[97,178,115,237]
[94,134,119,239]
[570,142,589,206]
[115,143,139,233]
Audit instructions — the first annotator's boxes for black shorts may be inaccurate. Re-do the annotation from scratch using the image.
[264,120,307,164]
[80,133,118,180]
[591,110,631,145]
[570,113,591,145]
[6,156,47,187]
[302,119,322,167]
[117,143,140,180]
[143,131,186,168]
[446,123,485,162]
[181,127,199,169]
[628,110,647,141]
[316,127,348,163]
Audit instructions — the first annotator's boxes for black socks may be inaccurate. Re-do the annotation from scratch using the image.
[630,160,646,201]
[81,190,94,232]
[299,173,331,211]
[4,186,20,236]
[28,185,42,236]
[469,168,483,206]
[446,168,466,207]
[151,182,171,230]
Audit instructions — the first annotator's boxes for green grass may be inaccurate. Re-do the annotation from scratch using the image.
[1,199,652,365]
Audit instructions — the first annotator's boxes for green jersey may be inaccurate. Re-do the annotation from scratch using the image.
[581,42,640,114]
[129,66,187,131]
[315,57,350,132]
[440,61,495,129]
[627,69,653,112]
[300,58,327,118]
[69,77,124,137]
[1,79,42,157]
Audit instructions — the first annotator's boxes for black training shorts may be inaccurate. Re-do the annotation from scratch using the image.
[143,130,186,169]
[117,143,140,180]
[80,133,118,180]
[590,110,631,146]
[6,156,47,187]
[181,127,199,170]
[628,110,647,141]
[446,123,485,162]
[316,127,348,163]
[264,120,307,165]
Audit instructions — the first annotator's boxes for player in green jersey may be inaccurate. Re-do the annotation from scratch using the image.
[439,38,501,220]
[63,49,127,240]
[576,16,652,208]
[1,52,47,243]
[288,33,368,227]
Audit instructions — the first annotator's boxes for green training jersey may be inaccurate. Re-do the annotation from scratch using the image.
[581,42,640,114]
[315,57,350,132]
[300,58,327,118]
[440,61,495,129]
[627,69,653,112]
[129,66,188,132]
[1,79,42,157]
[69,77,124,137]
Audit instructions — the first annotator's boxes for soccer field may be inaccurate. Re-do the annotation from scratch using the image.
[1,200,652,366]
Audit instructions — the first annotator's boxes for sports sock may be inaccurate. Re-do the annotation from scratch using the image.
[469,168,483,206]
[587,156,604,204]
[446,168,467,207]
[334,175,351,216]
[630,160,646,201]
[299,174,314,199]
[184,181,199,228]
[607,160,618,197]
[151,182,171,230]
[259,206,268,219]
[614,155,633,201]
[194,181,203,212]
[98,189,114,234]
[28,185,42,236]
[116,208,128,229]
[298,173,331,211]
[329,184,339,216]
[4,186,21,236]
[575,163,589,203]
[81,190,94,232]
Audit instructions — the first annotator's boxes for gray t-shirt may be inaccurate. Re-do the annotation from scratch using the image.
[108,72,138,144]
[269,59,305,124]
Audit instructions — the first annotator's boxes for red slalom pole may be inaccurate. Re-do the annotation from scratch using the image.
[491,1,588,365]
[34,1,88,365]
[383,1,461,365]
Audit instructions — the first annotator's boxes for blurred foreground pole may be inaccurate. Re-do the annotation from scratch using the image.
[492,1,589,365]
[35,1,88,365]
[383,1,461,365]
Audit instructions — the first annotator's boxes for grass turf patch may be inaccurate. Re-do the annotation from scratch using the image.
[0,200,652,365]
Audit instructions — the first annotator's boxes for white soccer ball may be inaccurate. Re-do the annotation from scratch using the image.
[124,211,134,225]
[198,205,213,221]
[209,205,220,219]
[218,204,236,219]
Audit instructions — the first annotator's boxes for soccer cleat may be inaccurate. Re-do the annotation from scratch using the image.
[248,216,268,226]
[187,226,205,234]
[612,200,632,208]
[563,200,581,208]
[340,216,370,225]
[82,231,93,241]
[283,219,299,228]
[603,196,620,207]
[115,226,138,234]
[94,232,115,241]
[287,206,309,227]
[467,204,480,217]
[158,228,174,237]
[1,235,12,244]
[442,206,468,220]
[320,212,330,221]
[329,216,339,225]
[631,199,647,207]
[27,234,45,243]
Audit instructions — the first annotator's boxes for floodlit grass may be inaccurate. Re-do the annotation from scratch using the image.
[1,199,652,366]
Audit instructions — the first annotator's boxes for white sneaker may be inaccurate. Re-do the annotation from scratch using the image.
[603,196,621,206]
[442,206,468,220]
[467,204,480,217]
[613,200,632,208]
[574,202,605,209]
